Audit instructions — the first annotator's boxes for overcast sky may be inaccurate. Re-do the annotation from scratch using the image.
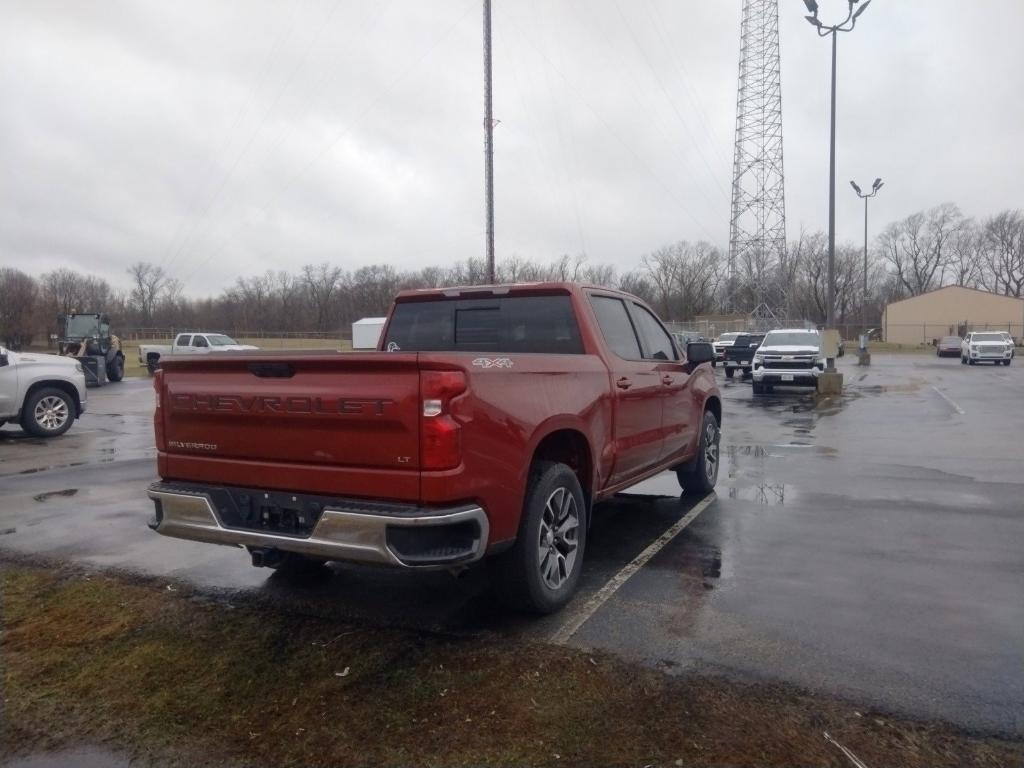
[2,0,1022,295]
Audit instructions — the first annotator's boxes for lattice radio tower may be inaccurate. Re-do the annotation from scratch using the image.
[728,0,787,316]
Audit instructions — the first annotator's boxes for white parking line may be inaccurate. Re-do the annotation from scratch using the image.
[549,491,717,645]
[931,385,965,415]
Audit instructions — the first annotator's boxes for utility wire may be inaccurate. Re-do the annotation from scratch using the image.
[496,4,720,244]
[180,0,477,287]
[156,3,304,272]
[612,0,731,201]
[646,0,734,171]
[165,0,347,276]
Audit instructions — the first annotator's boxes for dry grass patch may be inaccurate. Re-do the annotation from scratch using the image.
[2,565,1020,767]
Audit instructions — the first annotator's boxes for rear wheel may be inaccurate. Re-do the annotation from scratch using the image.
[491,461,586,614]
[1003,359,1011,366]
[21,387,75,437]
[146,354,161,375]
[725,367,735,379]
[676,410,720,494]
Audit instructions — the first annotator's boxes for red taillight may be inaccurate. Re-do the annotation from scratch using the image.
[152,370,166,451]
[420,370,466,471]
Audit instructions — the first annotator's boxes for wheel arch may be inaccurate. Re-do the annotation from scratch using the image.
[23,379,82,418]
[704,394,722,427]
[527,426,595,516]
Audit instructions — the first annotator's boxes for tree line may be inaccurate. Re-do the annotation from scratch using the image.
[1,204,1021,348]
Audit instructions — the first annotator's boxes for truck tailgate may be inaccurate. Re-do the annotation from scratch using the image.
[158,353,422,497]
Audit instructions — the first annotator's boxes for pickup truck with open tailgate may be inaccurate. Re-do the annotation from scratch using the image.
[147,283,721,613]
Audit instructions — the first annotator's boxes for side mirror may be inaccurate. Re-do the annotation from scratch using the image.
[686,341,714,367]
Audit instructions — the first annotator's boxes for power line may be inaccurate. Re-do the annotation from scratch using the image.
[164,0,347,276]
[496,4,720,244]
[611,0,731,202]
[179,0,478,287]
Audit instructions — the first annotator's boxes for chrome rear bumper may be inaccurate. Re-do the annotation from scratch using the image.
[148,483,489,569]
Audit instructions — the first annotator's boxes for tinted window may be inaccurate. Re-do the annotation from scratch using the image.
[175,334,192,346]
[762,332,820,347]
[631,304,677,361]
[193,335,209,348]
[590,296,642,359]
[733,334,764,348]
[383,295,583,354]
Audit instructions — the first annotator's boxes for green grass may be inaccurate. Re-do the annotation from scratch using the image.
[2,565,1019,768]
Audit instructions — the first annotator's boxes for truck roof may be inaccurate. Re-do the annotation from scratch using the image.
[393,281,635,302]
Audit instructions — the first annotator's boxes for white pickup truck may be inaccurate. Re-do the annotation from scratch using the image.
[0,347,88,437]
[138,333,259,373]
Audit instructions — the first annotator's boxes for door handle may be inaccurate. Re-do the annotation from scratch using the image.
[661,375,674,385]
[616,377,632,390]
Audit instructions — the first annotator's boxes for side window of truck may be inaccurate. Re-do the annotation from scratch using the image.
[590,296,643,360]
[631,304,678,361]
[175,334,192,347]
[193,335,209,348]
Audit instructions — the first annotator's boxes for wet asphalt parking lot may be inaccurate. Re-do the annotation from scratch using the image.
[1,354,1022,738]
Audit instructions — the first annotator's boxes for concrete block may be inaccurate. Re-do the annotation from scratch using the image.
[817,371,844,395]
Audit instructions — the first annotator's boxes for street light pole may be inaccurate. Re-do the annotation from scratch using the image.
[804,0,872,379]
[483,0,495,284]
[850,177,883,331]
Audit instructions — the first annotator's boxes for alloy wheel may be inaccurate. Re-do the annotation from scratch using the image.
[537,487,580,590]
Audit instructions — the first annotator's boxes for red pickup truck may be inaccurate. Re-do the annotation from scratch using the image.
[148,283,721,613]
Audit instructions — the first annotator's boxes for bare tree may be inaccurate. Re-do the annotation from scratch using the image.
[301,263,345,332]
[0,268,39,348]
[878,203,964,296]
[947,219,986,288]
[981,209,1024,297]
[127,262,170,324]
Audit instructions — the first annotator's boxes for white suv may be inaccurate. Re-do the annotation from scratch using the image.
[750,329,824,394]
[0,348,88,437]
[961,332,1013,366]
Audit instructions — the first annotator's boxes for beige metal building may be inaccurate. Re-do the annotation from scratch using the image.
[882,286,1024,345]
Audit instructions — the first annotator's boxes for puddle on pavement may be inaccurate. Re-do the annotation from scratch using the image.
[727,482,795,506]
[33,488,79,502]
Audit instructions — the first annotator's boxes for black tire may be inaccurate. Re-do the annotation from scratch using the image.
[968,358,976,365]
[491,461,586,614]
[676,410,720,495]
[106,356,124,382]
[1003,360,1011,366]
[725,367,735,379]
[20,387,75,438]
[752,381,764,395]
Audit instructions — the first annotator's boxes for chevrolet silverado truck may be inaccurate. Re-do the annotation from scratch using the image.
[147,283,722,613]
[0,347,87,437]
[750,328,825,394]
[139,332,259,374]
[722,332,765,379]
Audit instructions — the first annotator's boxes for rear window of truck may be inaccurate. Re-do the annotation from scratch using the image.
[384,295,584,354]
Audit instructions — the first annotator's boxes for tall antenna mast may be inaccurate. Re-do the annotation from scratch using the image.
[483,0,495,284]
[728,0,787,313]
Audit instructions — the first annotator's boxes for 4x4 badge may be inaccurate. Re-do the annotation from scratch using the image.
[472,357,513,369]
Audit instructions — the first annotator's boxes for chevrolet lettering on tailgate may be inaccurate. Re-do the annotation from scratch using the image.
[169,394,394,416]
